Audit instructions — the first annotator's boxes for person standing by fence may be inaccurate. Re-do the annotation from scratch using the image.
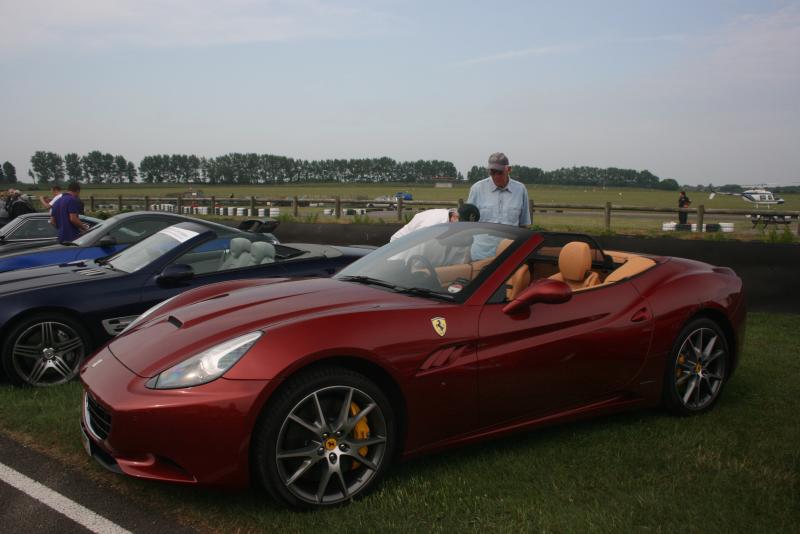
[678,191,691,225]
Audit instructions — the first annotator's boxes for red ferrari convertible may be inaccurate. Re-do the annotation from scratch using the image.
[80,223,745,508]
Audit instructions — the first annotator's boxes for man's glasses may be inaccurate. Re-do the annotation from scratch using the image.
[489,169,505,175]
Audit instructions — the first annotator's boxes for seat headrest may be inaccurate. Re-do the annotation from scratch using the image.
[229,237,251,257]
[558,241,592,282]
[251,241,275,263]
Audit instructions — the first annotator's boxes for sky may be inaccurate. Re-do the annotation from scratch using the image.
[1,0,798,185]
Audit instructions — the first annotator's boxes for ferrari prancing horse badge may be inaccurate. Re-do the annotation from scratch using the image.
[431,317,447,337]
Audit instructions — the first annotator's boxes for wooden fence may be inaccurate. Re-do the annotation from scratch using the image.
[86,195,800,235]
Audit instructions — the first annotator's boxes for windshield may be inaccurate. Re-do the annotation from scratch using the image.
[106,226,202,273]
[70,220,105,245]
[334,223,525,301]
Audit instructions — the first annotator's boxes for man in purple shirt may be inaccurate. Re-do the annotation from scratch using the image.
[52,182,88,243]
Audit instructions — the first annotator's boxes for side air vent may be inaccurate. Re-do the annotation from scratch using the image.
[419,344,473,371]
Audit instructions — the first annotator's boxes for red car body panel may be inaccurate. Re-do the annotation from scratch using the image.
[80,231,745,489]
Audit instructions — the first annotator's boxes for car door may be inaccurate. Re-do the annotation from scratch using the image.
[477,279,653,429]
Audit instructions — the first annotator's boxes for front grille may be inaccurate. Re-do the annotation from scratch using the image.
[85,393,112,440]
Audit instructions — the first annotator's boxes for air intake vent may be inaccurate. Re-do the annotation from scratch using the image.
[77,269,106,277]
[85,393,112,441]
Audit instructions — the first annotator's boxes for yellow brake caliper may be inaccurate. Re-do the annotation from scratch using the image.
[349,402,370,469]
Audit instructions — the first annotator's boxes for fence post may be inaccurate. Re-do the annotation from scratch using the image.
[397,197,404,221]
[697,205,705,233]
[176,195,182,214]
[250,196,256,217]
[210,196,216,215]
[604,202,611,232]
[529,199,535,226]
[117,195,123,213]
[458,198,464,207]
[293,196,299,217]
[335,196,341,219]
[90,196,95,212]
[796,216,800,237]
[144,196,150,211]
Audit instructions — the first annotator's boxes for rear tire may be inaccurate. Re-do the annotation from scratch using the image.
[663,318,730,416]
[1,312,91,387]
[253,365,396,509]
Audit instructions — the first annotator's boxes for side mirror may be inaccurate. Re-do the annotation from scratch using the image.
[159,264,194,283]
[502,279,572,315]
[98,235,117,248]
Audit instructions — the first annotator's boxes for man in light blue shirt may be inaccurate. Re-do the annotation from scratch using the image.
[468,152,531,259]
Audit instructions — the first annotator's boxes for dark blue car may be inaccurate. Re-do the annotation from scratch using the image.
[0,221,370,386]
[0,212,102,255]
[0,211,277,273]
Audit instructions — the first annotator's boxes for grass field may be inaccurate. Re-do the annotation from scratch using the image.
[0,312,797,533]
[20,183,798,241]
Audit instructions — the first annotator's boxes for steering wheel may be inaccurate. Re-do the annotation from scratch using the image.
[406,254,440,290]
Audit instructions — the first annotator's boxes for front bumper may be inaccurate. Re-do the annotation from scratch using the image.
[80,346,272,488]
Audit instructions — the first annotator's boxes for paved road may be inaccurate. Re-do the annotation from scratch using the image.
[0,433,200,533]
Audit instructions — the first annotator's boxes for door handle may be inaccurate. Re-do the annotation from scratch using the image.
[630,308,652,323]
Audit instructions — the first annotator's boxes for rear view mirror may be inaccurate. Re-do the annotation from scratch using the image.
[159,264,194,283]
[98,235,117,248]
[502,279,572,315]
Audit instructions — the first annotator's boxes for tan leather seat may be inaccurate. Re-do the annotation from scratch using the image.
[548,241,600,290]
[470,238,514,277]
[505,265,530,300]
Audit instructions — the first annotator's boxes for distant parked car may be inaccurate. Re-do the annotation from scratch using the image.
[0,212,102,255]
[0,221,368,386]
[0,211,278,273]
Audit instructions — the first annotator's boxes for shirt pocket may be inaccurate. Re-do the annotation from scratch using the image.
[505,205,522,225]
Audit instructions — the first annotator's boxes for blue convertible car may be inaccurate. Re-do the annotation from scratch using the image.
[0,211,278,273]
[0,222,370,386]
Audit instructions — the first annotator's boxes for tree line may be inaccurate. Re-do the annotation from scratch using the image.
[29,151,459,185]
[466,165,679,190]
[0,161,18,184]
[25,150,680,190]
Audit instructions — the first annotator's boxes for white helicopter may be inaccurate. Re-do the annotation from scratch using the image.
[708,184,785,209]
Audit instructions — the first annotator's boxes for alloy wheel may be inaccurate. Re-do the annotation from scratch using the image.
[673,327,727,411]
[275,385,388,505]
[11,321,85,386]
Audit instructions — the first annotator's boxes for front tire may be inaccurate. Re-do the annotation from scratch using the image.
[664,318,730,415]
[1,313,90,387]
[253,365,396,509]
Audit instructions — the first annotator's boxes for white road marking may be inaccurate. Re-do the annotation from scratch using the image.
[0,460,131,534]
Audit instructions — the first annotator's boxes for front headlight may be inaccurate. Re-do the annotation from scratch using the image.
[145,331,262,389]
[119,295,179,336]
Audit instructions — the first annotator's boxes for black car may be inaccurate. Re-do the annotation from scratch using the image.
[0,221,370,386]
[0,211,278,273]
[0,212,103,255]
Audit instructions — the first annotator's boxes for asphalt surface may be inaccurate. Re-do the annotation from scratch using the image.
[0,433,200,533]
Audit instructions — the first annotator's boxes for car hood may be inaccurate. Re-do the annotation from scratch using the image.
[109,277,422,377]
[0,260,123,294]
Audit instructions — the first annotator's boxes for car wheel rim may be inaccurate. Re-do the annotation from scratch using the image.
[275,385,388,505]
[11,321,85,386]
[674,327,727,410]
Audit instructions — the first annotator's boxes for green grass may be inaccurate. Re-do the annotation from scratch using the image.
[0,312,798,532]
[23,182,800,241]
